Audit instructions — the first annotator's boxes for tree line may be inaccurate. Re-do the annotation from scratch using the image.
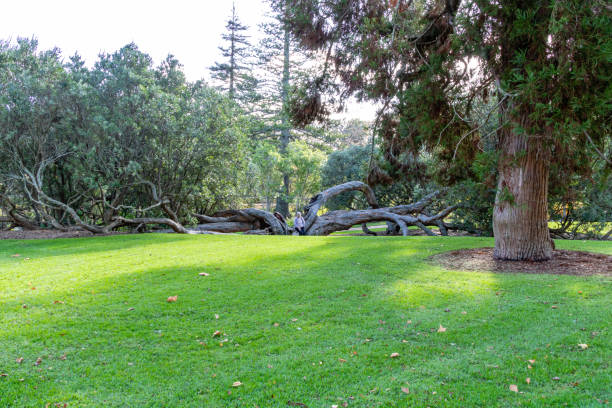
[1,0,610,255]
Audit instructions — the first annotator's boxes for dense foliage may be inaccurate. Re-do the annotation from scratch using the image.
[0,39,247,231]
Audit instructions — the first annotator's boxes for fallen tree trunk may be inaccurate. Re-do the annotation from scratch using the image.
[192,181,456,237]
[307,205,457,236]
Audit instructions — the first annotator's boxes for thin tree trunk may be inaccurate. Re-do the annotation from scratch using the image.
[276,10,292,217]
[493,115,554,261]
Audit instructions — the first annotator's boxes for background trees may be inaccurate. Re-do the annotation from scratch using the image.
[0,39,247,232]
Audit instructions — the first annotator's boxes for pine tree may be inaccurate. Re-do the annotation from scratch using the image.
[210,3,256,104]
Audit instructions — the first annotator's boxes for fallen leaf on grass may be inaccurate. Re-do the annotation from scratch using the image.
[232,381,242,387]
[461,311,467,315]
[213,330,222,337]
[390,352,400,358]
[526,378,531,384]
[273,322,280,327]
[11,254,20,257]
[53,300,64,304]
[198,272,210,277]
[34,357,42,366]
[22,304,27,309]
[287,401,308,407]
[16,357,24,364]
[509,384,518,392]
[552,377,560,381]
[0,373,7,377]
[167,296,178,303]
[528,359,536,364]
[59,354,67,361]
[437,325,447,333]
[338,358,347,363]
[578,343,588,350]
[401,387,410,394]
[127,307,135,311]
[551,305,558,309]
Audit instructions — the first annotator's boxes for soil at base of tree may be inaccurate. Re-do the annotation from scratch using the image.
[430,248,612,276]
[0,230,124,240]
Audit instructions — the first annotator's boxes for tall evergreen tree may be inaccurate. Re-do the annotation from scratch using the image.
[209,3,255,104]
[277,0,611,261]
[255,0,321,216]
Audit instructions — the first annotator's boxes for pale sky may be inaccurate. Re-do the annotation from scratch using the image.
[1,0,375,120]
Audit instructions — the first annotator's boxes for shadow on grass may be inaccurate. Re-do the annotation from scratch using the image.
[1,235,610,407]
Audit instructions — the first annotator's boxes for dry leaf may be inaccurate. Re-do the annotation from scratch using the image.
[390,352,400,358]
[167,296,178,303]
[526,378,531,384]
[406,320,412,324]
[128,307,135,311]
[528,364,532,369]
[528,359,536,364]
[213,330,222,337]
[0,373,8,377]
[578,343,588,350]
[552,376,560,381]
[509,384,518,392]
[461,311,467,315]
[551,305,558,309]
[22,304,27,309]
[53,300,64,304]
[198,272,210,276]
[34,357,42,366]
[339,358,347,363]
[16,357,24,364]
[401,386,410,394]
[11,254,20,257]
[59,354,67,361]
[232,381,242,387]
[273,322,279,327]
[578,291,582,294]
[291,318,298,322]
[437,325,447,333]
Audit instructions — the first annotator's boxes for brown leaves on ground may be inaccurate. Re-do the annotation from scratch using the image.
[198,272,210,277]
[509,384,518,392]
[34,357,42,366]
[526,378,531,384]
[578,343,588,350]
[390,353,400,358]
[53,300,64,304]
[401,386,410,394]
[166,295,178,303]
[16,357,24,364]
[212,330,222,337]
[232,381,242,387]
[437,325,447,333]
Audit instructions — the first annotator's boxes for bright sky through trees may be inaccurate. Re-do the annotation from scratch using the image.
[0,0,375,119]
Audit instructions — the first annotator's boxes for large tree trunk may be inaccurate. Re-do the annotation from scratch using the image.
[493,118,553,261]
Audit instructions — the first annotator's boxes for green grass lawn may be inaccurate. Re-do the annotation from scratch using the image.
[1,235,610,407]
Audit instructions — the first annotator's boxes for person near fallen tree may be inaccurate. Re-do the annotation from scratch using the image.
[294,212,306,236]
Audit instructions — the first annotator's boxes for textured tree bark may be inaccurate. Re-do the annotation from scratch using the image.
[493,120,554,261]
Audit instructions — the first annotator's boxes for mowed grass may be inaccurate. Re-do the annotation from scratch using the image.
[0,235,610,407]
